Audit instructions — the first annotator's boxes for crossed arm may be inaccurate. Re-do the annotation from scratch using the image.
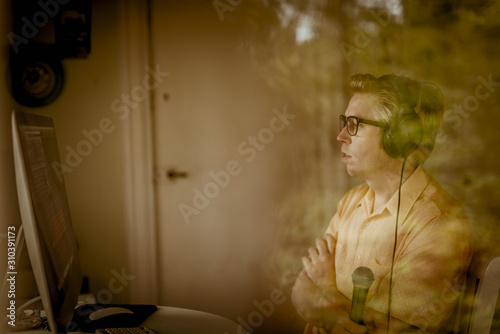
[292,234,418,334]
[291,234,367,333]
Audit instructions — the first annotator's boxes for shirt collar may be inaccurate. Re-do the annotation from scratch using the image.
[359,187,375,217]
[385,165,430,222]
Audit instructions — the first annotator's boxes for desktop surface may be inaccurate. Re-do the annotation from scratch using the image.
[6,306,243,334]
[142,306,242,334]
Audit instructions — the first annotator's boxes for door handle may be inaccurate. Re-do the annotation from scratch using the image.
[166,169,189,180]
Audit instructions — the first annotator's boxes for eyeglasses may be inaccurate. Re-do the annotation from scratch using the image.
[339,115,387,136]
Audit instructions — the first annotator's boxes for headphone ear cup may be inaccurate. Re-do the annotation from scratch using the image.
[383,108,423,158]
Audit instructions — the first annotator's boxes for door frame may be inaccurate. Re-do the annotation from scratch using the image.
[118,0,158,304]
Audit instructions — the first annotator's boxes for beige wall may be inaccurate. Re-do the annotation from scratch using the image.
[40,0,128,303]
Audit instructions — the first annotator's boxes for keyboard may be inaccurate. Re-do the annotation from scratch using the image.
[95,327,157,334]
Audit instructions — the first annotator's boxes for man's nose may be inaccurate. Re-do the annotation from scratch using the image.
[337,126,350,144]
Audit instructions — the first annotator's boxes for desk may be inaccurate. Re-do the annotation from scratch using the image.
[7,306,243,334]
[141,306,242,334]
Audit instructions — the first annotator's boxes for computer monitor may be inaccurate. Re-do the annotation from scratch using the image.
[11,110,83,333]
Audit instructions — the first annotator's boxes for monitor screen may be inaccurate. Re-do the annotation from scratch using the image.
[12,111,82,333]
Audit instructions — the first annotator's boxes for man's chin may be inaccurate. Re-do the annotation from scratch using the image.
[345,166,355,177]
[345,165,363,178]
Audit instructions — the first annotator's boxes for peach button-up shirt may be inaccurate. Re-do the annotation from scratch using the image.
[325,166,471,332]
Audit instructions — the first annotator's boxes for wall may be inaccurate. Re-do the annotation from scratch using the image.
[45,0,127,303]
[48,0,127,304]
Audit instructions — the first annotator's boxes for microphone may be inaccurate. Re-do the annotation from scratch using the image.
[350,266,375,324]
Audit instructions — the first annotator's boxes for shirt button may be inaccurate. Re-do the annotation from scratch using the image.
[357,255,361,260]
[366,221,370,226]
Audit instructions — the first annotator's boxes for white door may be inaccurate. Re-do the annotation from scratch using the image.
[150,1,296,322]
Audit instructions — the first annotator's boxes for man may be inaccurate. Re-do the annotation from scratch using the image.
[291,74,471,333]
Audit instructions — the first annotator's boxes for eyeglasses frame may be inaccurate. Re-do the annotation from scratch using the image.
[339,115,387,136]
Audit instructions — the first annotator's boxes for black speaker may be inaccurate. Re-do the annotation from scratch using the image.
[8,45,65,107]
[381,76,423,159]
[8,0,91,106]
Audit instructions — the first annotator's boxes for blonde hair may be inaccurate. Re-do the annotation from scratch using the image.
[348,73,444,164]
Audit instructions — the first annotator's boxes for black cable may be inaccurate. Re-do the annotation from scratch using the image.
[387,157,407,333]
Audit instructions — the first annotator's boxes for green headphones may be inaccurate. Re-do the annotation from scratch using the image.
[381,75,424,159]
